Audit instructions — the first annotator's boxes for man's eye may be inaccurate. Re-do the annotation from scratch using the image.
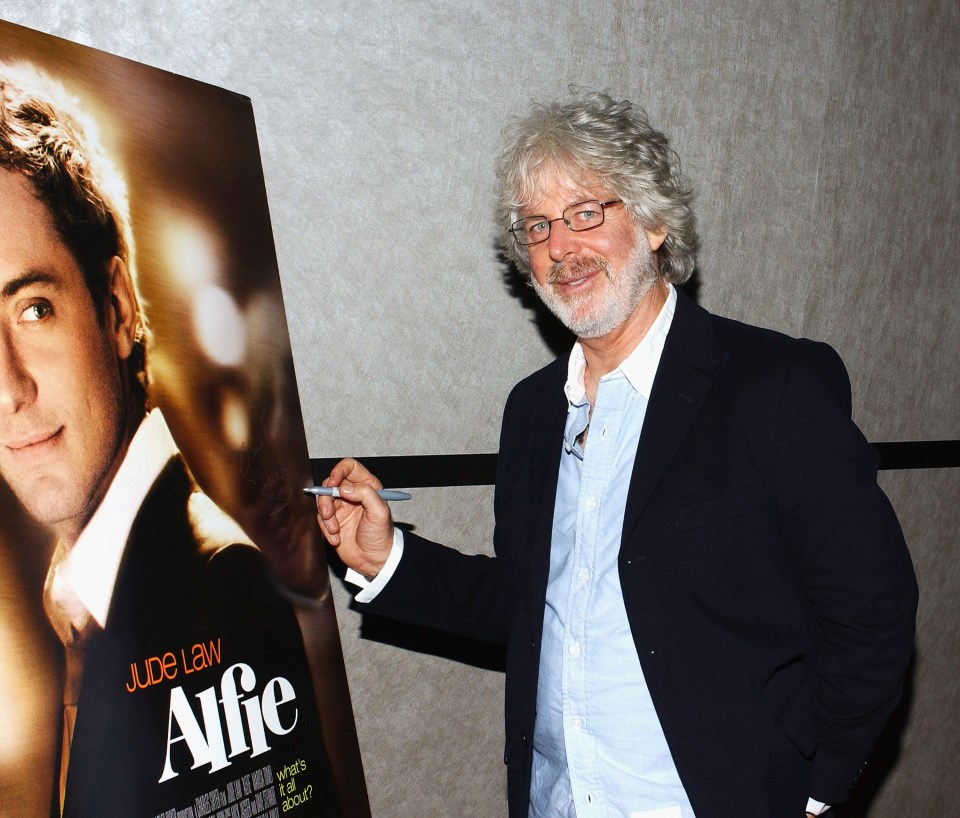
[527,219,549,234]
[20,301,53,323]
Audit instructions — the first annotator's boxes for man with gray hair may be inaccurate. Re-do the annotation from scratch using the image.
[316,91,917,817]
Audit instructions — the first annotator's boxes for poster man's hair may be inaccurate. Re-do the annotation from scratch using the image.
[0,61,149,413]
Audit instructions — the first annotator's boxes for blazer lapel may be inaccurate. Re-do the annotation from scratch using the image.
[532,398,567,555]
[519,360,569,603]
[622,290,728,545]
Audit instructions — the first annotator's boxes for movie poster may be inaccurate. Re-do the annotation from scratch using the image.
[0,19,368,818]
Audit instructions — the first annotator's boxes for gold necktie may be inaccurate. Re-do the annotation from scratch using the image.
[42,543,92,816]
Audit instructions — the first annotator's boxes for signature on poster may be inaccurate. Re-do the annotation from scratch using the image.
[240,414,295,514]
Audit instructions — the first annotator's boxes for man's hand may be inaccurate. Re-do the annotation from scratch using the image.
[315,458,395,579]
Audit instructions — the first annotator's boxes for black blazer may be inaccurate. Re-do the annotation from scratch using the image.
[62,455,339,818]
[362,289,917,817]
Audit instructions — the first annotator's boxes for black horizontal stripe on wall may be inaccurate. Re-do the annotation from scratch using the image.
[310,441,959,489]
[311,454,498,488]
[872,440,960,471]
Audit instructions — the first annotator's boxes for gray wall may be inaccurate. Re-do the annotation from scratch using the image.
[5,1,957,815]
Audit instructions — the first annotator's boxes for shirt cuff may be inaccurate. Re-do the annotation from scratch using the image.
[806,797,830,815]
[345,528,404,603]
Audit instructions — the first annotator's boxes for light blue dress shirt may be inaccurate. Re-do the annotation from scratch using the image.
[529,287,696,818]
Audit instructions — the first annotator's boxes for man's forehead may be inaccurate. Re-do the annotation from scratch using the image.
[0,167,83,295]
[520,167,613,214]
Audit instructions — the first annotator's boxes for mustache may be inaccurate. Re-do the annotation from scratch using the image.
[546,254,611,285]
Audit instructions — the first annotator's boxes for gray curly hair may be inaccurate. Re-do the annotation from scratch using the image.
[496,91,698,284]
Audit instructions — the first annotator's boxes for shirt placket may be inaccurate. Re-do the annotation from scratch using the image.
[563,376,628,816]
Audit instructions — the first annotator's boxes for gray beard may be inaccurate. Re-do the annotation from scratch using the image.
[531,240,658,339]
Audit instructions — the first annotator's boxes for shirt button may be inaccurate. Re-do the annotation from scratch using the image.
[584,496,598,510]
[569,642,582,657]
[577,568,590,583]
[571,717,582,730]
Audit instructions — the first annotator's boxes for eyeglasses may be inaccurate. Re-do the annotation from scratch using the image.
[509,199,623,246]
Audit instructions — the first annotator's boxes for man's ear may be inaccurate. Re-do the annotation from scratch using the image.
[645,226,668,253]
[106,256,137,361]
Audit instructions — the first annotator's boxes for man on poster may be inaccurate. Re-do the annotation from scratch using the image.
[316,92,918,817]
[0,65,338,817]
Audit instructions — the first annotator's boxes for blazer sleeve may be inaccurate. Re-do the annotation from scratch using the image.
[772,340,918,803]
[356,530,510,646]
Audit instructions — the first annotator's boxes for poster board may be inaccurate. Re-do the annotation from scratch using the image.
[0,19,368,818]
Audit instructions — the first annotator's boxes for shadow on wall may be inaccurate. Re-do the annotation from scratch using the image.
[326,544,506,673]
[498,248,574,358]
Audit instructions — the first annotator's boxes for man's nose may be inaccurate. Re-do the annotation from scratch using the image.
[547,218,581,263]
[0,333,37,414]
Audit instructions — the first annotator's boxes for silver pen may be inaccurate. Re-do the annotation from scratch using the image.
[303,486,412,501]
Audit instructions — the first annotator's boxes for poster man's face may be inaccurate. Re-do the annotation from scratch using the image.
[0,168,135,543]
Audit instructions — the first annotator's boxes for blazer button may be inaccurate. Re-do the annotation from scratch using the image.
[520,731,528,746]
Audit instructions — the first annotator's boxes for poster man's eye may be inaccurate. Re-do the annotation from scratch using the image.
[20,300,53,323]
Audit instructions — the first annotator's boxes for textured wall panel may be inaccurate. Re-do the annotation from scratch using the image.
[3,2,956,815]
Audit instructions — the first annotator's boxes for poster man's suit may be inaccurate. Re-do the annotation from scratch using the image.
[357,287,918,817]
[60,450,339,818]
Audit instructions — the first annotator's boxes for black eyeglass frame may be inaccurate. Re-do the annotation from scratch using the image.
[509,199,624,246]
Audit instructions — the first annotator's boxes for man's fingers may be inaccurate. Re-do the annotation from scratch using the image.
[339,480,390,519]
[324,457,357,488]
[313,461,394,576]
[315,499,340,539]
[325,457,383,491]
[316,516,340,547]
[315,493,338,523]
[315,478,388,541]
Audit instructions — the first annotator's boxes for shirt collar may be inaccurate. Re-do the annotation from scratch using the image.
[563,283,677,408]
[56,408,179,628]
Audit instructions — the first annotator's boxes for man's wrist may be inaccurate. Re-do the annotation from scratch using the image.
[805,796,831,815]
[345,528,404,602]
